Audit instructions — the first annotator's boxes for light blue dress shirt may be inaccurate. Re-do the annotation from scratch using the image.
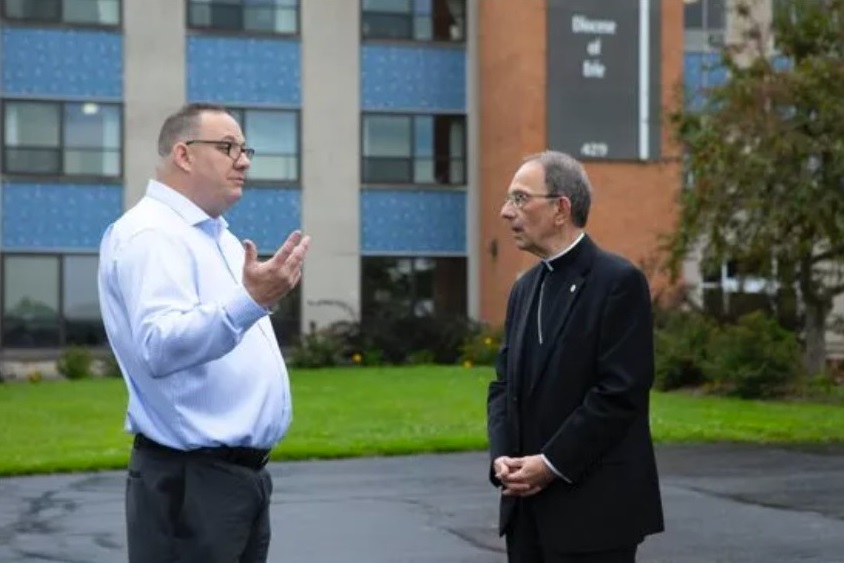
[98,179,292,450]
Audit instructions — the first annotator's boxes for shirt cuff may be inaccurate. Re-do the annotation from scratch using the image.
[223,288,268,330]
[541,454,572,484]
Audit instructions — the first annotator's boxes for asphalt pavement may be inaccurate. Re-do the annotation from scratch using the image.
[1,443,843,562]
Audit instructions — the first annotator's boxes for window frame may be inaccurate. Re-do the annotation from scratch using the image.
[698,257,801,328]
[0,0,123,29]
[1,98,125,182]
[226,105,301,185]
[0,252,109,350]
[360,0,466,44]
[360,111,467,187]
[185,0,301,37]
[360,255,467,321]
[259,253,302,344]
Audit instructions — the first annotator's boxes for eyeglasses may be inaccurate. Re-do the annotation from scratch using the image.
[185,140,255,161]
[504,192,560,209]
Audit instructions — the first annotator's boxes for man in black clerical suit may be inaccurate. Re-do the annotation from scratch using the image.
[487,151,664,563]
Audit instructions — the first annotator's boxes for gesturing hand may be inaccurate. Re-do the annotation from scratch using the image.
[242,230,311,308]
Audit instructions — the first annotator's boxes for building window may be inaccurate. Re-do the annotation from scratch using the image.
[2,0,120,26]
[684,0,726,49]
[2,254,106,348]
[362,113,465,185]
[228,107,299,182]
[361,0,465,42]
[2,100,122,178]
[260,255,301,344]
[684,0,725,30]
[361,256,466,321]
[700,259,799,330]
[187,0,299,35]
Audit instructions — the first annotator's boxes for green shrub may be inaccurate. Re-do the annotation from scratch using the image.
[654,309,714,391]
[459,324,503,366]
[359,315,475,365]
[704,311,803,399]
[287,327,349,368]
[56,346,93,380]
[100,352,123,378]
[406,349,435,365]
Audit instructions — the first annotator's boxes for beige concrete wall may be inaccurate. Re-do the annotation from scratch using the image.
[300,0,361,331]
[466,0,480,320]
[122,0,186,209]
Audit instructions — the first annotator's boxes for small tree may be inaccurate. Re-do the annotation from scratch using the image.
[668,0,844,375]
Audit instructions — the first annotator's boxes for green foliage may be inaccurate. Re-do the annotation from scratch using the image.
[459,323,503,366]
[668,0,844,374]
[406,349,436,365]
[56,346,93,380]
[360,315,475,365]
[100,352,123,378]
[654,310,714,391]
[287,324,351,368]
[705,311,804,399]
[286,315,476,368]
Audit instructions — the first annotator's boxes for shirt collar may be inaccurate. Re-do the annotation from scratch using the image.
[145,179,229,233]
[542,232,585,272]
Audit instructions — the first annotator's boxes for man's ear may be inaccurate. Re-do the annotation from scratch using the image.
[556,196,572,226]
[172,142,192,172]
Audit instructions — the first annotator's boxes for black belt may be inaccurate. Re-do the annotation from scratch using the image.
[134,433,271,471]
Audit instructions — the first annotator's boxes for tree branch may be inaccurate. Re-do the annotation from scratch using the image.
[812,244,844,264]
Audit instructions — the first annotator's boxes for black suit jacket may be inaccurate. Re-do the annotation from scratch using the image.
[487,235,664,553]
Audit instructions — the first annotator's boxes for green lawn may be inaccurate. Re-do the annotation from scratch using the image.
[1,365,843,476]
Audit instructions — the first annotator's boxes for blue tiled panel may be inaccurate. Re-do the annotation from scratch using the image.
[2,28,122,98]
[684,51,726,110]
[188,37,300,105]
[361,189,465,254]
[2,183,122,250]
[224,187,301,253]
[773,55,792,71]
[362,45,465,112]
[685,53,793,111]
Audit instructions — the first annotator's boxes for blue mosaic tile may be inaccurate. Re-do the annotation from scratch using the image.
[224,187,301,253]
[188,37,300,105]
[362,44,465,112]
[361,189,465,254]
[2,183,123,250]
[684,51,725,110]
[2,27,122,98]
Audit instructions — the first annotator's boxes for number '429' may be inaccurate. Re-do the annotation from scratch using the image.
[580,143,608,157]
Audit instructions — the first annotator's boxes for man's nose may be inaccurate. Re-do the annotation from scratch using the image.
[500,202,514,219]
[234,153,251,169]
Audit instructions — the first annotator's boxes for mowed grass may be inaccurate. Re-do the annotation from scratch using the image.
[1,365,843,476]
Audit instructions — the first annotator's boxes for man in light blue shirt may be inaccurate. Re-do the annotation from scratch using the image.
[98,102,310,563]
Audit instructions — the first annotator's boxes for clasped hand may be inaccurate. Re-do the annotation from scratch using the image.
[494,455,555,497]
[242,230,311,308]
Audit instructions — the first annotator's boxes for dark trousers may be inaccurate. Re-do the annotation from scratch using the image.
[126,441,273,563]
[506,501,638,563]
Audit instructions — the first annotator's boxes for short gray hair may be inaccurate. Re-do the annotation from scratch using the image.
[157,102,228,157]
[523,150,593,227]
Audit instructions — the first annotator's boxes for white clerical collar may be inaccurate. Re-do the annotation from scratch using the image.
[541,232,585,272]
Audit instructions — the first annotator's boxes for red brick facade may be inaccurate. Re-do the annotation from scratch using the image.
[477,0,684,325]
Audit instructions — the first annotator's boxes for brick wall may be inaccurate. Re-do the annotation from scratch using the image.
[477,0,684,325]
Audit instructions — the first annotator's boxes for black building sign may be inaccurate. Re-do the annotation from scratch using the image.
[547,0,662,161]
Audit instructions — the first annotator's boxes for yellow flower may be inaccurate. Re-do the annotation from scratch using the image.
[484,337,493,346]
[463,360,473,369]
[352,353,363,364]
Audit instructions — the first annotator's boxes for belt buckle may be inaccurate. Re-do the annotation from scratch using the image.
[259,451,270,469]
